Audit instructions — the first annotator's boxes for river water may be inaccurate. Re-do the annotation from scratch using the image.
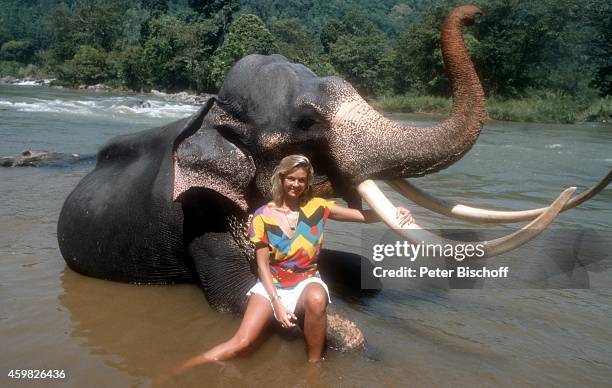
[1,84,610,387]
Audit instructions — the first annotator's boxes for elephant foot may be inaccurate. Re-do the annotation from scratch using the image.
[325,305,365,351]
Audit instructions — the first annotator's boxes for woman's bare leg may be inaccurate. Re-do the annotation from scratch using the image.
[297,283,329,362]
[180,294,273,369]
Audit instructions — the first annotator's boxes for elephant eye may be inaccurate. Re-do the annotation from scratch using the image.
[296,117,318,131]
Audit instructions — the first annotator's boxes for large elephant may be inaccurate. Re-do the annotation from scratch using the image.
[57,6,610,349]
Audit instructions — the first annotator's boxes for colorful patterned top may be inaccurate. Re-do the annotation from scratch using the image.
[248,197,335,288]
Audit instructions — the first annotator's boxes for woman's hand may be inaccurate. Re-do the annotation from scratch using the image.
[272,299,297,329]
[396,206,415,226]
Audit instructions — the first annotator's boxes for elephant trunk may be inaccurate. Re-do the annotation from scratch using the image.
[328,5,485,184]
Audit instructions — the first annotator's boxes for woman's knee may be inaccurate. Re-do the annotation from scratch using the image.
[303,284,328,315]
[231,333,255,353]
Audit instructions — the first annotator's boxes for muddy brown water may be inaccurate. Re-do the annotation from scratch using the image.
[1,86,611,386]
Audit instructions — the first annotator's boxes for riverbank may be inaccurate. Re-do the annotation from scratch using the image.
[0,77,212,106]
[3,77,610,124]
[371,94,612,124]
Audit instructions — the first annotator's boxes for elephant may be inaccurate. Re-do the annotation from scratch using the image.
[56,6,610,350]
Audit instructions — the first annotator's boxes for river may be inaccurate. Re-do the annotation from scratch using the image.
[1,84,610,387]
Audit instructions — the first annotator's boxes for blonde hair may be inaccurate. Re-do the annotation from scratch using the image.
[270,154,314,206]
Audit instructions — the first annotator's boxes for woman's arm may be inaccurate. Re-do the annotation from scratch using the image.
[329,204,414,225]
[255,247,297,328]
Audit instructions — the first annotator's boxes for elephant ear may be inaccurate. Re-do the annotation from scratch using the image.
[173,108,255,211]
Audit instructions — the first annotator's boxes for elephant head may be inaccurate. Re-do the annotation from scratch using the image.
[174,7,488,209]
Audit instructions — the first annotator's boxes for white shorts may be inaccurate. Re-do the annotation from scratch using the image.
[246,277,331,313]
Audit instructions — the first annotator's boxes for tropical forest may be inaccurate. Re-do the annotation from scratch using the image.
[0,0,610,123]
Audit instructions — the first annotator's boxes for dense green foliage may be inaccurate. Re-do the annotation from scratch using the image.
[209,13,277,88]
[0,0,609,122]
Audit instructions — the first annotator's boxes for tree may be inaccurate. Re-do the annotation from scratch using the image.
[392,4,448,96]
[141,35,174,87]
[139,15,217,90]
[391,0,604,98]
[114,46,146,91]
[270,17,335,76]
[469,0,602,97]
[209,13,278,88]
[270,18,315,62]
[329,32,392,96]
[71,45,108,84]
[44,3,80,63]
[189,0,239,39]
[321,10,393,95]
[72,0,130,51]
[320,10,382,54]
[584,0,612,96]
[0,25,12,48]
[0,39,33,63]
[44,0,130,64]
[141,0,168,16]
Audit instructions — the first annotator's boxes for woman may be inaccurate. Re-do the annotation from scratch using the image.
[183,154,414,366]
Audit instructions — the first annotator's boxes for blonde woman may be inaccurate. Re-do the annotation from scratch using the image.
[182,154,413,365]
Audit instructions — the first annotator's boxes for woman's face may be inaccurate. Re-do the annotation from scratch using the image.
[282,167,308,201]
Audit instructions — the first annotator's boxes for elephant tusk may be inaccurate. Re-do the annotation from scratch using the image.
[386,170,611,223]
[357,180,575,258]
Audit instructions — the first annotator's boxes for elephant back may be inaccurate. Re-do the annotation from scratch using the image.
[57,102,214,283]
